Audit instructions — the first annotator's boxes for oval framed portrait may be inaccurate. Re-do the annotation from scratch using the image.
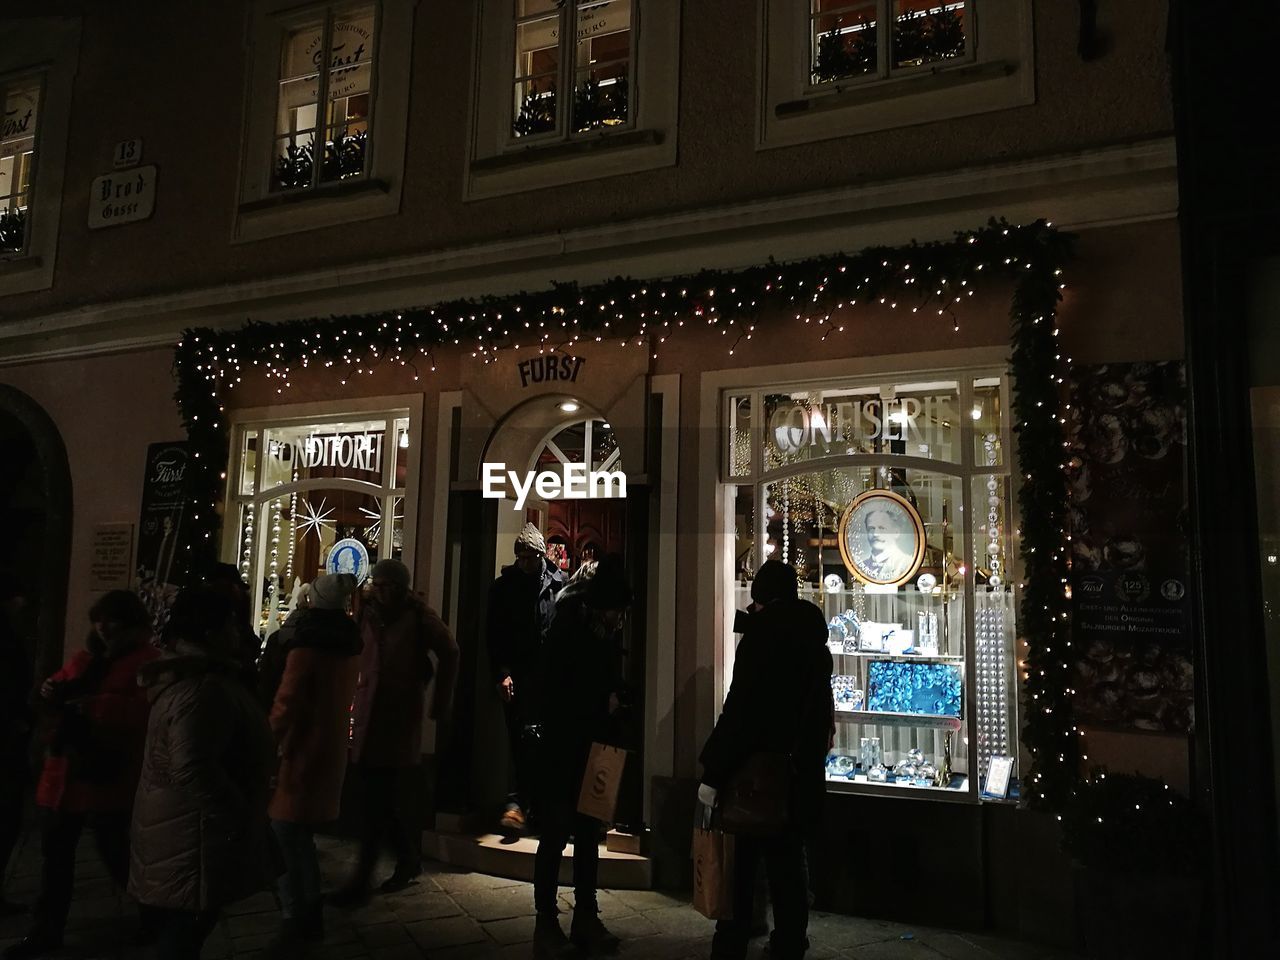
[837,489,926,587]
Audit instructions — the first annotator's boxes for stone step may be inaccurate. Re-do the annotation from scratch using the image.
[422,830,652,890]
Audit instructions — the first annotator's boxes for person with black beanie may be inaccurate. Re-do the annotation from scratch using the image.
[532,553,632,958]
[698,560,834,960]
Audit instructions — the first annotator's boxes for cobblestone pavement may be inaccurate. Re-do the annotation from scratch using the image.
[1,832,1080,960]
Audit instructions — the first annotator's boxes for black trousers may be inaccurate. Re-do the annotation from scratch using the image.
[501,688,541,814]
[532,800,600,915]
[711,831,809,960]
[32,808,131,938]
[145,906,220,960]
[351,764,419,886]
[532,741,601,915]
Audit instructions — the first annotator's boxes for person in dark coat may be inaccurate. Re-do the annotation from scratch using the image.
[129,586,276,960]
[0,581,32,917]
[532,554,631,959]
[487,522,565,834]
[265,573,362,958]
[332,559,459,905]
[698,561,834,960]
[3,591,159,960]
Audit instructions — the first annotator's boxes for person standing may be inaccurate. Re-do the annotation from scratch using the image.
[0,582,32,917]
[487,522,565,834]
[697,560,834,960]
[129,586,276,960]
[532,554,631,959]
[332,559,459,904]
[264,574,362,958]
[3,591,159,960]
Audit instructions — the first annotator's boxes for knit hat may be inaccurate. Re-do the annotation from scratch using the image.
[751,559,799,605]
[310,573,357,610]
[370,558,411,589]
[584,553,632,610]
[515,522,546,554]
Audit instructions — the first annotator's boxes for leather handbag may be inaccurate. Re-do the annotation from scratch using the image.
[718,751,792,836]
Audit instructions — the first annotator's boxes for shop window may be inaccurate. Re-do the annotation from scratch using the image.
[810,1,968,85]
[512,0,634,140]
[235,0,415,242]
[467,0,679,199]
[721,372,1019,801]
[0,81,38,255]
[227,413,411,640]
[758,0,1033,149]
[272,4,376,192]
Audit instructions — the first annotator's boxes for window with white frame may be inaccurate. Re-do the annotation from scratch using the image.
[236,0,413,242]
[0,81,39,255]
[272,3,377,191]
[810,1,969,86]
[467,0,677,199]
[757,0,1031,149]
[227,412,412,639]
[511,0,635,140]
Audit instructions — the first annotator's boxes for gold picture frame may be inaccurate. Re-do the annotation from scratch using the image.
[837,489,926,587]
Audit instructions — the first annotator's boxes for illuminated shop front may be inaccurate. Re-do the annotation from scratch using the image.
[720,367,1020,802]
[222,402,417,639]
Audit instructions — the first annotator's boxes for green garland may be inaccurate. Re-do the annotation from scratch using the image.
[173,217,1078,808]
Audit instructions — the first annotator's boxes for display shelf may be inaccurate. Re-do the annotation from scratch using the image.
[826,772,969,794]
[833,709,963,731]
[830,651,964,663]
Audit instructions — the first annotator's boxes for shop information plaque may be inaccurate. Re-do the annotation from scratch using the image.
[89,522,134,591]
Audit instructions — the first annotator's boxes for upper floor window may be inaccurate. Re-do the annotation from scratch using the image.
[272,3,376,192]
[0,81,39,255]
[810,1,968,85]
[512,0,634,140]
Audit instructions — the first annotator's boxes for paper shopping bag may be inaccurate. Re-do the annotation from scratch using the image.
[691,824,735,919]
[577,742,627,822]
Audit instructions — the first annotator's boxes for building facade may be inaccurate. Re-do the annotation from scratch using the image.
[1,1,1210,948]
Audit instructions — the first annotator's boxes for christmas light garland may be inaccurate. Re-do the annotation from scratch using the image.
[173,216,1078,807]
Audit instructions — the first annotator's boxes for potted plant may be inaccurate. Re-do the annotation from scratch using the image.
[1060,770,1205,959]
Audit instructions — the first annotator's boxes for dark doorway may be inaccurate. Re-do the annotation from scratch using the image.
[0,385,71,684]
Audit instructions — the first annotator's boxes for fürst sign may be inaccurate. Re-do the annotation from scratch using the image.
[89,165,158,229]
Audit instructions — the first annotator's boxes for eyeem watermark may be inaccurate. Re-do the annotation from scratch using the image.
[482,462,626,511]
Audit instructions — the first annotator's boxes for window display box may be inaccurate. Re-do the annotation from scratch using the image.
[720,371,1021,805]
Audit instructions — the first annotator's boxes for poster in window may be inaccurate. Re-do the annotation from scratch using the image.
[136,441,191,635]
[1067,361,1193,733]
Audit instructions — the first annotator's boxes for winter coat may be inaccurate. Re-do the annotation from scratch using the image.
[699,598,834,825]
[129,653,276,913]
[350,594,459,767]
[538,580,626,806]
[35,643,160,814]
[486,559,565,686]
[268,609,362,823]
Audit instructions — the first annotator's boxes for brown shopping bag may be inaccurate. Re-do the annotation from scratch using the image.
[691,819,735,919]
[577,742,627,822]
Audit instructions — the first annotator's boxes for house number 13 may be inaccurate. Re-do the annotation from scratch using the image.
[113,138,143,170]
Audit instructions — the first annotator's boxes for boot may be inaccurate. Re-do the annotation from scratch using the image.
[262,917,306,960]
[533,911,571,959]
[570,906,620,955]
[301,900,325,942]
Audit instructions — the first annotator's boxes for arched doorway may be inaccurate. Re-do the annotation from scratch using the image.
[0,384,72,684]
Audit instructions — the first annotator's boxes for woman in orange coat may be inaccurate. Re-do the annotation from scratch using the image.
[4,591,158,960]
[264,574,362,958]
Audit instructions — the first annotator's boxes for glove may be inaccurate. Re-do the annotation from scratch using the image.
[697,782,718,807]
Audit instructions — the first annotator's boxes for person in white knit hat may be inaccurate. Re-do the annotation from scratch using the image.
[487,522,565,834]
